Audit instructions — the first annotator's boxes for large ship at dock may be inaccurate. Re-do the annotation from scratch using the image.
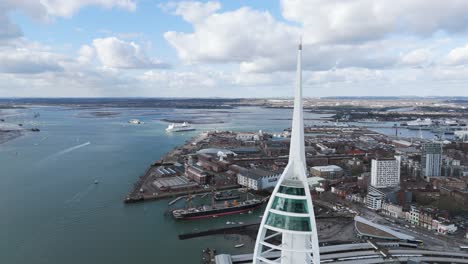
[405,118,433,129]
[165,122,195,132]
[172,196,266,220]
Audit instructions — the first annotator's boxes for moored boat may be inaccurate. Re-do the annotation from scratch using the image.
[166,122,195,132]
[172,197,266,220]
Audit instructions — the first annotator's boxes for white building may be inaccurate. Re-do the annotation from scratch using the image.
[433,220,458,235]
[310,165,343,179]
[421,142,442,179]
[315,143,335,154]
[237,168,280,191]
[409,206,420,226]
[366,191,384,210]
[307,176,325,190]
[454,128,468,142]
[382,202,404,219]
[253,41,321,264]
[370,156,401,188]
[236,132,260,141]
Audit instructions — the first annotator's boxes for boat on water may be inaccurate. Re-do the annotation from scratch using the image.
[172,196,266,220]
[166,122,195,132]
[234,244,244,248]
[405,118,433,129]
[128,119,142,124]
[214,191,240,201]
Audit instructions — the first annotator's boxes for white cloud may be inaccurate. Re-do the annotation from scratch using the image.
[0,14,23,40]
[281,0,468,44]
[164,2,428,73]
[0,42,64,74]
[307,68,384,84]
[91,37,168,69]
[0,0,136,41]
[40,0,136,17]
[164,1,221,24]
[400,48,432,66]
[164,5,298,65]
[2,0,468,97]
[445,44,468,65]
[77,45,95,64]
[142,70,219,88]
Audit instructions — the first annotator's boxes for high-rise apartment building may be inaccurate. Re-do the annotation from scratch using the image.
[370,156,401,188]
[421,142,442,178]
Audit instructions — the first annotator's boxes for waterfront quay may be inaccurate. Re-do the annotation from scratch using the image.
[124,130,272,203]
[124,126,386,204]
[124,124,467,253]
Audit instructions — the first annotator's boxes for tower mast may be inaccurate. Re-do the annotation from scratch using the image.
[253,39,320,264]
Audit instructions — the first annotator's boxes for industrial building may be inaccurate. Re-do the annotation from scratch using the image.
[310,165,344,180]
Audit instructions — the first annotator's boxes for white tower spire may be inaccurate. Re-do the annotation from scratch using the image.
[253,39,321,264]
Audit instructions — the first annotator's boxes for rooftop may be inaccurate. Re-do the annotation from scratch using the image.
[311,165,343,172]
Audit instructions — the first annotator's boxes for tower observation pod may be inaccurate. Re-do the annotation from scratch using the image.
[253,41,320,264]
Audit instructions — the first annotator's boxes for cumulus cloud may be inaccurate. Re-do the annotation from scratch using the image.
[0,45,64,74]
[281,0,468,44]
[164,1,443,73]
[91,37,168,69]
[77,45,95,64]
[445,44,468,65]
[163,0,468,74]
[0,0,137,42]
[400,48,432,66]
[164,5,298,64]
[2,0,468,97]
[162,1,221,24]
[39,0,136,17]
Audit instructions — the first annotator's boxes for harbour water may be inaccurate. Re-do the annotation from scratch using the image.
[0,106,435,264]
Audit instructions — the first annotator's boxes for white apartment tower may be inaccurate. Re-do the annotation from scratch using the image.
[421,142,442,178]
[253,41,320,264]
[370,156,401,188]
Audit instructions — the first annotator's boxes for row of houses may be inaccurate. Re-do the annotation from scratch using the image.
[382,203,458,235]
[342,190,459,236]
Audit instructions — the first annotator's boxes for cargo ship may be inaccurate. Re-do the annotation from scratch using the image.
[172,196,266,220]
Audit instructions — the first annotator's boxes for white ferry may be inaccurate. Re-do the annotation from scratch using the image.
[128,119,142,124]
[166,122,195,132]
[407,118,432,127]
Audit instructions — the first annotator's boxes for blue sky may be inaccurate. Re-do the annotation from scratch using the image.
[1,0,468,97]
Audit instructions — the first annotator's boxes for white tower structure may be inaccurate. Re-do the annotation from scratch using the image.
[253,41,320,264]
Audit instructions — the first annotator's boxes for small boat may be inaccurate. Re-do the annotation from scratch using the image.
[94,180,99,184]
[214,191,240,201]
[234,244,244,248]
